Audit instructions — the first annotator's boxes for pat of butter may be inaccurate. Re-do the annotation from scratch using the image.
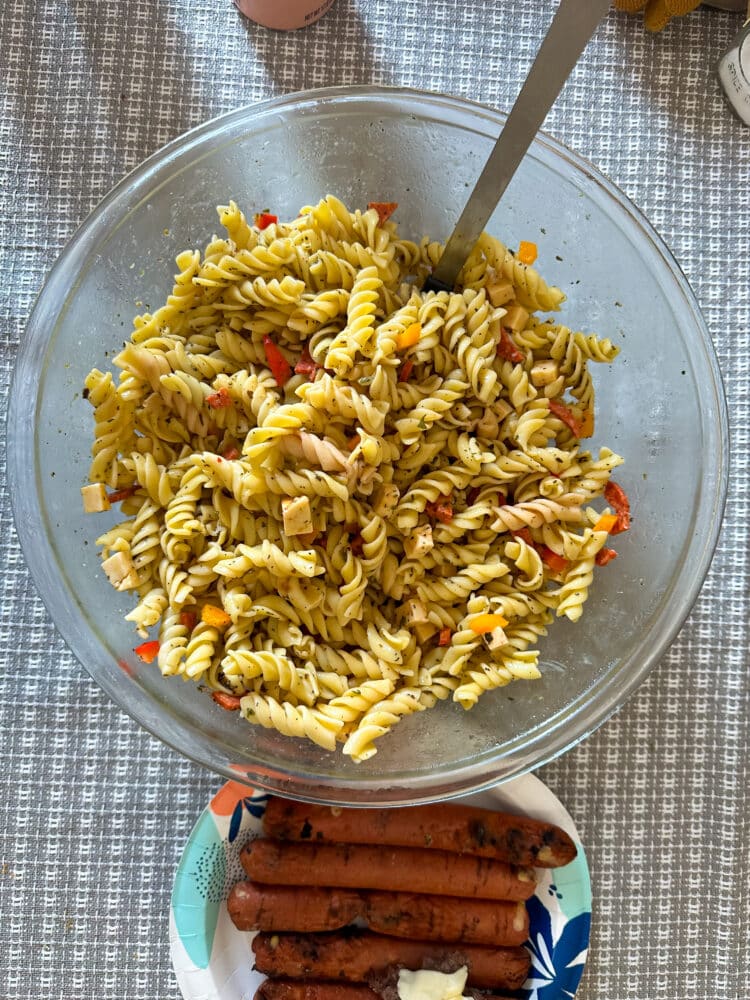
[397,966,471,1000]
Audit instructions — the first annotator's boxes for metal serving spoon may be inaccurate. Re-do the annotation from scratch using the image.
[424,0,611,293]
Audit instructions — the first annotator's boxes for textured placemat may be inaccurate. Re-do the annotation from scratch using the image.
[1,1,748,998]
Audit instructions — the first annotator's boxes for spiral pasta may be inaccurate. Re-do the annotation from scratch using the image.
[83,195,626,761]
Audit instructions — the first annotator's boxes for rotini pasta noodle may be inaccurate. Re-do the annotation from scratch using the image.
[83,196,626,761]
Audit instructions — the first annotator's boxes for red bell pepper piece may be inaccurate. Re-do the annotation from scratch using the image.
[539,545,569,574]
[548,398,583,438]
[221,445,240,461]
[367,201,398,225]
[437,628,452,647]
[263,334,291,386]
[294,346,321,380]
[254,212,278,230]
[512,527,534,546]
[180,611,197,631]
[107,485,139,504]
[425,495,453,524]
[206,387,233,409]
[595,547,618,566]
[212,691,243,710]
[398,359,415,383]
[134,640,159,664]
[603,481,631,534]
[496,327,525,363]
[511,527,568,572]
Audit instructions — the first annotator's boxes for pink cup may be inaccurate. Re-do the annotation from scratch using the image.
[234,0,335,30]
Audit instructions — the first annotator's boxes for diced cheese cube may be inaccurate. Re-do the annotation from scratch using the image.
[404,598,429,625]
[373,482,400,518]
[503,303,529,332]
[482,626,508,652]
[403,524,433,559]
[414,621,438,645]
[530,359,559,387]
[282,496,313,536]
[101,550,139,591]
[81,483,110,513]
[486,278,515,307]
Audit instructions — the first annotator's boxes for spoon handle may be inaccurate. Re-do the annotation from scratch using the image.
[425,0,610,292]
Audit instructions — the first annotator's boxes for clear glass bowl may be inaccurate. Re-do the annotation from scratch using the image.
[8,87,728,804]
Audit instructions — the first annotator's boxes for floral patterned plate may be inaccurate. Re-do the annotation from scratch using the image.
[170,775,591,1000]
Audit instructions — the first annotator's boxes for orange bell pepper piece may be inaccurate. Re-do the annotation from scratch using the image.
[469,613,509,635]
[518,240,538,265]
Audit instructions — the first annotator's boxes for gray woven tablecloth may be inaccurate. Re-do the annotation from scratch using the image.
[2,1,748,997]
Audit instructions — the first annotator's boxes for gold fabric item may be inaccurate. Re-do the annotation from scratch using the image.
[614,0,702,31]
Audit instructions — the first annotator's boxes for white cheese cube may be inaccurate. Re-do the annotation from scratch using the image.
[503,303,529,332]
[101,550,139,591]
[282,496,313,536]
[482,626,508,651]
[414,621,438,645]
[404,598,429,625]
[530,359,560,387]
[403,524,433,559]
[81,483,110,513]
[486,278,515,307]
